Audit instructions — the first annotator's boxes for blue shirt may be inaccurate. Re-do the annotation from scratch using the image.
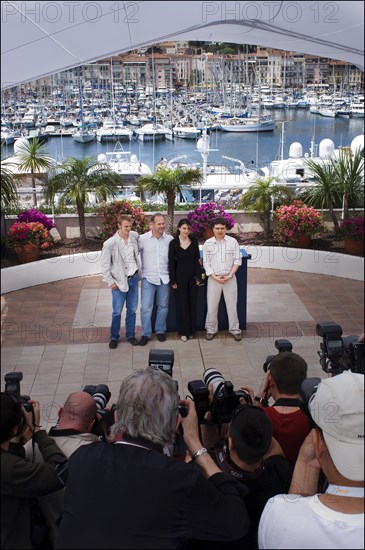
[139,231,173,285]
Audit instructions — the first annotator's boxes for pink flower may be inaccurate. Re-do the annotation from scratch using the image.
[273,200,325,246]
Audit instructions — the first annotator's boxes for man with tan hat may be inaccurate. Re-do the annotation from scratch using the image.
[258,370,364,549]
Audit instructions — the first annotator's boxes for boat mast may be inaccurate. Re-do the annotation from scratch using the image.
[151,49,156,168]
[280,121,285,160]
[196,129,218,204]
[110,57,116,129]
[78,67,84,132]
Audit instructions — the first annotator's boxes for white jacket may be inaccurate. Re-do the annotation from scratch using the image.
[100,230,141,292]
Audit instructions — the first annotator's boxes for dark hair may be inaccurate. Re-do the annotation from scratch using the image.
[268,352,308,394]
[212,217,228,228]
[1,392,23,443]
[176,218,193,237]
[229,405,272,464]
[177,218,191,229]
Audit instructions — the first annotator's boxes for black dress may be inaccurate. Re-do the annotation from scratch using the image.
[168,236,201,337]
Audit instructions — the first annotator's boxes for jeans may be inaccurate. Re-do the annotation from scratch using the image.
[110,273,139,341]
[140,278,170,337]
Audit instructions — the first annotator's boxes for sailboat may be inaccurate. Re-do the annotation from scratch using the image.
[219,87,275,132]
[96,58,133,142]
[73,71,95,143]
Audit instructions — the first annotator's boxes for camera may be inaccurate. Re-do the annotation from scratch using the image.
[188,368,251,424]
[83,384,111,415]
[148,349,174,378]
[263,339,293,372]
[4,371,32,412]
[148,350,187,417]
[316,321,364,376]
[299,376,322,419]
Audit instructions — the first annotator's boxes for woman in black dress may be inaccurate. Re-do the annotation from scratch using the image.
[168,219,202,341]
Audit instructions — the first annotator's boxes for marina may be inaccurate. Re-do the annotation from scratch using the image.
[2,109,363,171]
[2,81,364,209]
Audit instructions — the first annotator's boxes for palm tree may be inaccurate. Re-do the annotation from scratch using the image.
[13,137,53,207]
[305,147,364,227]
[137,166,203,234]
[1,157,19,245]
[1,159,18,209]
[304,158,342,233]
[239,177,293,240]
[331,148,364,220]
[44,156,122,243]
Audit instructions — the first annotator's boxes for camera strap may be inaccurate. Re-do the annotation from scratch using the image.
[48,428,84,437]
[214,443,265,481]
[274,398,304,409]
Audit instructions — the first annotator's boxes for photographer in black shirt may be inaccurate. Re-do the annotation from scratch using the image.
[188,371,293,550]
[55,367,250,549]
[1,393,67,549]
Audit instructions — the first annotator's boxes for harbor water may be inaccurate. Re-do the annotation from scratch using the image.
[3,110,364,171]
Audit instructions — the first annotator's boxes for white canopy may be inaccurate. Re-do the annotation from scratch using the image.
[1,1,364,89]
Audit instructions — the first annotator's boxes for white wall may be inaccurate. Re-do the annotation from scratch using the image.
[1,247,363,294]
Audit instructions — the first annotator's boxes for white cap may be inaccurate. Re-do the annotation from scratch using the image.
[309,371,364,481]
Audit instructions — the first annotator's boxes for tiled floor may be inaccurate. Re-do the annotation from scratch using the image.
[1,268,364,430]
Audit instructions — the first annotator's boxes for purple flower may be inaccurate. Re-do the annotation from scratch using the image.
[17,208,55,230]
[187,202,235,235]
[339,216,364,241]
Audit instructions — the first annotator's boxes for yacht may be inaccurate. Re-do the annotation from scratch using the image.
[219,114,275,132]
[260,134,364,189]
[317,106,337,118]
[96,119,133,142]
[97,142,152,183]
[172,124,201,139]
[21,112,36,128]
[135,123,173,142]
[168,130,259,205]
[59,116,74,127]
[350,99,364,118]
[1,127,22,145]
[73,128,95,143]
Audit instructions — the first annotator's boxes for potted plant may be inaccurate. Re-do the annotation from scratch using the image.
[273,200,326,247]
[187,202,235,239]
[339,215,364,256]
[97,200,148,239]
[16,208,56,231]
[6,221,54,263]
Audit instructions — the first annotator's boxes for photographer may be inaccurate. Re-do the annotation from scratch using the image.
[1,393,68,550]
[188,371,293,549]
[251,351,310,466]
[25,391,103,544]
[55,367,250,549]
[258,371,364,549]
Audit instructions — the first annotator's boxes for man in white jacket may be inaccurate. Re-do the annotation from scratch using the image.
[100,215,141,349]
[258,371,364,549]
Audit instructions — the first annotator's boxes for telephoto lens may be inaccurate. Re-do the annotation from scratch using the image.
[92,384,111,414]
[203,368,226,397]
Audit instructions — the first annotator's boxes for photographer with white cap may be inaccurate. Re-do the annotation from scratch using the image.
[258,371,364,549]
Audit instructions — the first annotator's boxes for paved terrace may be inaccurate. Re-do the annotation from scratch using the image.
[1,268,364,430]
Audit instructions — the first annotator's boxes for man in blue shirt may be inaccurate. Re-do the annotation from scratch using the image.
[138,214,173,345]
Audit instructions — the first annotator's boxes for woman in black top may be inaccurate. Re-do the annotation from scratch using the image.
[168,219,202,341]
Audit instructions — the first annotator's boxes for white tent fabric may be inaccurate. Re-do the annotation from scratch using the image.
[1,1,364,89]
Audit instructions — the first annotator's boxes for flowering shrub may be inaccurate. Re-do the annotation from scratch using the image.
[339,216,364,241]
[274,200,326,246]
[16,208,56,231]
[97,200,148,239]
[187,202,235,235]
[6,221,54,250]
